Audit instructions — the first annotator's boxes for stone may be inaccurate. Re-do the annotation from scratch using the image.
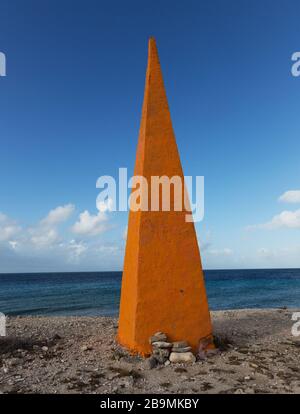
[169,352,196,364]
[7,358,20,367]
[80,345,93,352]
[171,346,192,353]
[152,341,172,349]
[206,348,220,357]
[153,348,170,357]
[146,356,157,369]
[234,388,245,394]
[172,341,189,348]
[149,333,167,344]
[153,348,170,364]
[197,346,220,360]
[41,346,48,352]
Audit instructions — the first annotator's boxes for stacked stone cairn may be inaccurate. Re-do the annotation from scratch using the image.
[147,332,196,368]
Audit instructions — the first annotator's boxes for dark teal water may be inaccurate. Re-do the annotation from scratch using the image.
[0,269,299,316]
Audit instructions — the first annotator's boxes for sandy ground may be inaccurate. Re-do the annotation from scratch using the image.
[0,309,299,394]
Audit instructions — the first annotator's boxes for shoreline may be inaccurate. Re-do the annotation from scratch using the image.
[0,308,299,394]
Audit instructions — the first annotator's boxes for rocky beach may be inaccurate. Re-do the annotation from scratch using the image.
[0,309,299,394]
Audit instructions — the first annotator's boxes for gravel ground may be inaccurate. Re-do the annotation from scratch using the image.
[0,309,299,394]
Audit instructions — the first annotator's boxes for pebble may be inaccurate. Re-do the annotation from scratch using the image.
[149,332,167,344]
[152,341,172,349]
[169,352,196,364]
[206,349,220,357]
[171,346,192,353]
[81,345,93,352]
[41,346,48,352]
[146,356,157,369]
[234,388,245,394]
[172,341,189,348]
[7,358,20,367]
[153,348,170,364]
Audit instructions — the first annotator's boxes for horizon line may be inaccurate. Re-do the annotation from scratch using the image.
[0,266,300,276]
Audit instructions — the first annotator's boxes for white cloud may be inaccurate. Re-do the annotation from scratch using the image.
[0,204,75,249]
[68,239,87,256]
[63,239,88,263]
[41,204,75,226]
[96,197,114,213]
[23,204,75,250]
[266,209,300,229]
[207,247,233,256]
[247,190,300,231]
[29,227,59,247]
[8,240,18,250]
[72,199,113,237]
[96,245,120,255]
[0,212,21,241]
[248,209,300,230]
[278,190,300,204]
[71,210,108,236]
[26,204,74,248]
[0,203,122,272]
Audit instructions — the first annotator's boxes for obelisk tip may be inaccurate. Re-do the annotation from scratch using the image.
[147,37,159,64]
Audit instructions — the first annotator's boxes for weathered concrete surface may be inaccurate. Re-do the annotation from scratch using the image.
[117,38,212,356]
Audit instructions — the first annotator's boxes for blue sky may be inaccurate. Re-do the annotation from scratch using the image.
[1,0,300,272]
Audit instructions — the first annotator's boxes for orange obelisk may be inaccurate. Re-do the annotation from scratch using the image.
[118,38,213,355]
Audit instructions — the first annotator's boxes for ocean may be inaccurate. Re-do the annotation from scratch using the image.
[0,269,299,316]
